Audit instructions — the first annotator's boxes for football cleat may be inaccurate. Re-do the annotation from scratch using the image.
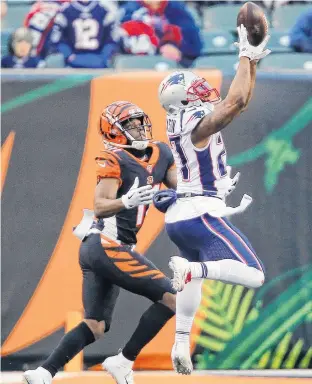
[169,256,191,292]
[103,353,134,384]
[171,341,193,375]
[23,367,52,384]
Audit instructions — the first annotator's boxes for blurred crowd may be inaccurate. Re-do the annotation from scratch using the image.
[1,0,312,69]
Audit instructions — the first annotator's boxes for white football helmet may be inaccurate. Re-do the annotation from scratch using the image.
[158,70,221,114]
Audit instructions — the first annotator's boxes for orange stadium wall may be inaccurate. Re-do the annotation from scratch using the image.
[1,71,312,372]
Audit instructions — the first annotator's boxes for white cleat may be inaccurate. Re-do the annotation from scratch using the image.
[23,367,52,384]
[169,256,191,292]
[102,354,134,384]
[171,342,193,375]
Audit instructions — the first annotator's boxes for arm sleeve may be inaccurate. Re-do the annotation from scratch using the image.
[180,106,213,135]
[95,152,122,186]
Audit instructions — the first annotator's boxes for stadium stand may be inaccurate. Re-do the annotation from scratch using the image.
[1,1,312,71]
[267,29,292,53]
[1,3,29,30]
[202,4,245,30]
[194,54,238,71]
[201,30,236,55]
[259,52,312,70]
[272,4,311,29]
[113,54,179,70]
[1,30,11,57]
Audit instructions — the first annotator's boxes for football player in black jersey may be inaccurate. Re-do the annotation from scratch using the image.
[23,101,180,384]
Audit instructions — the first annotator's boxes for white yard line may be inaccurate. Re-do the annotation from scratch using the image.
[1,369,312,383]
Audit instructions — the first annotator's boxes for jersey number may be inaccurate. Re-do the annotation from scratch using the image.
[136,184,161,227]
[216,134,227,177]
[30,12,53,30]
[136,205,147,228]
[73,19,99,50]
[217,149,227,177]
[169,136,190,181]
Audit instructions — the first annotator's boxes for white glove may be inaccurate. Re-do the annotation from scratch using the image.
[225,166,241,197]
[249,34,271,61]
[235,24,253,59]
[234,24,271,61]
[121,177,155,209]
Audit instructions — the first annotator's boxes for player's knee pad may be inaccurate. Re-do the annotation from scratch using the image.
[153,189,177,213]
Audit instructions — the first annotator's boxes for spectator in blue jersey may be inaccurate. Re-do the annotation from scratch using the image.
[24,0,71,59]
[1,27,46,68]
[51,0,120,68]
[120,0,202,67]
[289,8,312,53]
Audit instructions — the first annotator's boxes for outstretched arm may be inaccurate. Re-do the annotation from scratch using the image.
[242,60,257,112]
[191,26,270,148]
[191,56,251,147]
[94,177,155,218]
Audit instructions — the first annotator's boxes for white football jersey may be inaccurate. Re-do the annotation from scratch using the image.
[166,105,232,199]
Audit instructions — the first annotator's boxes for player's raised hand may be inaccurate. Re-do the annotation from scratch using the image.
[121,177,156,209]
[234,24,271,61]
[250,34,271,62]
[234,24,253,59]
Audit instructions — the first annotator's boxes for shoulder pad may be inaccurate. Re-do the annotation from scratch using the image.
[180,105,213,135]
[95,151,122,184]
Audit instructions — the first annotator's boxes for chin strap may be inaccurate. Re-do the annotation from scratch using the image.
[131,140,149,150]
[103,139,149,151]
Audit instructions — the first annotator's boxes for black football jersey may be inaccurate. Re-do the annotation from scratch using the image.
[94,142,175,245]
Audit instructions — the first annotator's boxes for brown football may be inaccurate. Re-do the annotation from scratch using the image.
[237,2,268,46]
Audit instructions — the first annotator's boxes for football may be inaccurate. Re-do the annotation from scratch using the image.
[237,2,268,46]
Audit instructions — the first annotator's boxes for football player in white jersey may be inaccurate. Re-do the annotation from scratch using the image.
[154,25,271,374]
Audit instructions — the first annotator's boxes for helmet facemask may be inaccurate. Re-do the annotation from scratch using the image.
[158,71,221,115]
[120,114,153,150]
[187,78,221,105]
[100,109,153,151]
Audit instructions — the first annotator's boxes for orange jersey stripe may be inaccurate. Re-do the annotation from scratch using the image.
[131,269,165,279]
[114,261,148,273]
